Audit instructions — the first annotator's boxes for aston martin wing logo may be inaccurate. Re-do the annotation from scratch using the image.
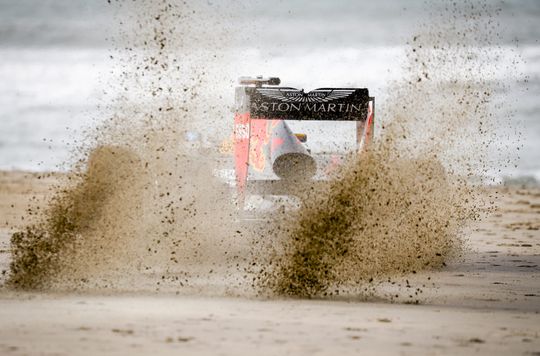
[257,88,356,103]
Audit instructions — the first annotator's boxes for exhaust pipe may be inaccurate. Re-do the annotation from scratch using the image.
[270,121,317,180]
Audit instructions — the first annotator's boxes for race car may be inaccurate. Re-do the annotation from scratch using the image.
[233,76,374,208]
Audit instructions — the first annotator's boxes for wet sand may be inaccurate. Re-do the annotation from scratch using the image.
[0,171,539,355]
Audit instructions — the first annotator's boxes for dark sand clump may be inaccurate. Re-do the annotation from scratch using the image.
[6,1,244,292]
[8,146,146,289]
[263,150,474,298]
[259,0,516,298]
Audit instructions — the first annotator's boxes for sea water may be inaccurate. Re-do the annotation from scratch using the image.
[0,0,538,182]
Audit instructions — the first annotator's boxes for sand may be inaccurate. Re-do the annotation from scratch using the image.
[0,171,539,355]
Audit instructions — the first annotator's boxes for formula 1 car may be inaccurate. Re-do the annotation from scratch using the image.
[233,76,374,208]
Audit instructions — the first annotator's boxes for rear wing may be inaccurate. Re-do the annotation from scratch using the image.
[233,76,374,201]
[249,87,371,121]
[235,76,374,145]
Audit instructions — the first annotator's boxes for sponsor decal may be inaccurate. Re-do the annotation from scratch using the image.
[251,101,364,114]
[248,88,369,120]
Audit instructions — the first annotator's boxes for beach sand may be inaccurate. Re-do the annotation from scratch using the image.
[0,171,539,355]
